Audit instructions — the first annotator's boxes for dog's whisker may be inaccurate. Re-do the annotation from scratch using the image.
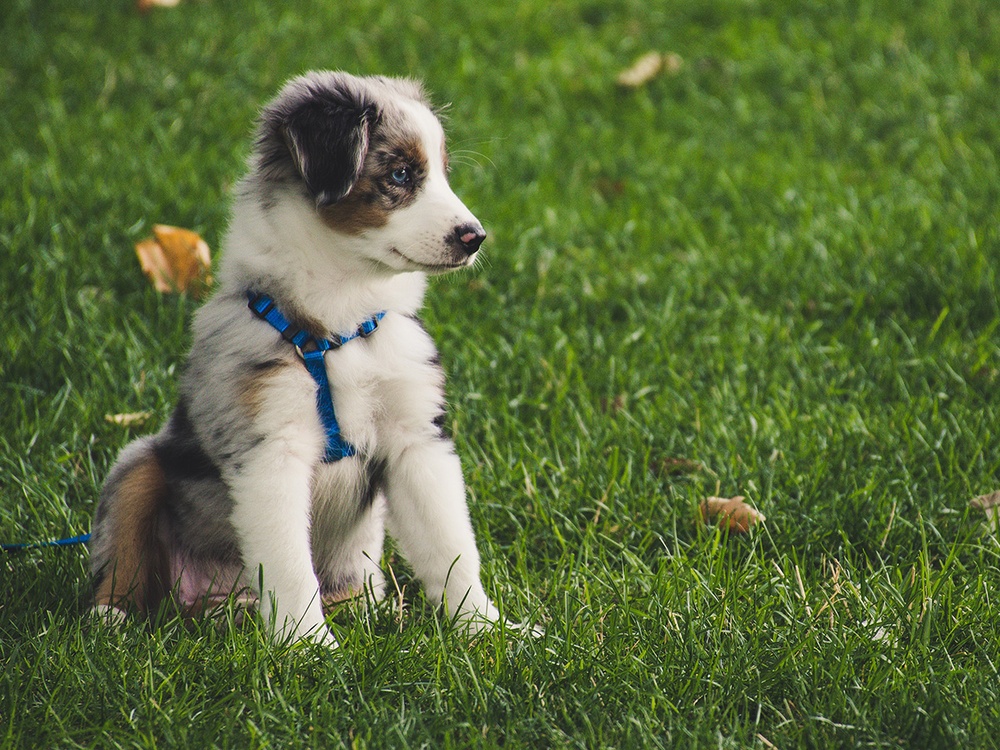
[450,149,498,172]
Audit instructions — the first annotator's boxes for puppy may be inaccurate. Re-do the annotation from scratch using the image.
[90,71,502,645]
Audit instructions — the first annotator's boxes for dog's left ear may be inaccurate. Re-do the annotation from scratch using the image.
[281,101,375,207]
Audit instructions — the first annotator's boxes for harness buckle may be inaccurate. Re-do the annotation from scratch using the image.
[295,346,315,362]
[248,293,274,319]
[359,316,379,338]
[295,337,334,360]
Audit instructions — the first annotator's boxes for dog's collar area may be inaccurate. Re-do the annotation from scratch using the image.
[246,291,385,462]
[246,293,385,351]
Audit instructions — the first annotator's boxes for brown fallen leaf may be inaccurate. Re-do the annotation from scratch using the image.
[970,490,1000,524]
[105,412,152,428]
[700,496,766,533]
[662,52,684,75]
[135,224,212,296]
[600,393,627,414]
[137,0,180,10]
[616,52,663,88]
[654,456,704,477]
[616,51,684,88]
[594,176,626,200]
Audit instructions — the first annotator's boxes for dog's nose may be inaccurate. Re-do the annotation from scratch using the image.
[454,222,486,255]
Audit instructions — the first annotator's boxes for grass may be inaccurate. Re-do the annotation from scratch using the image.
[2,0,999,746]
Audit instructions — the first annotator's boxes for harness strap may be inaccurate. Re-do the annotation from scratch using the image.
[247,291,384,462]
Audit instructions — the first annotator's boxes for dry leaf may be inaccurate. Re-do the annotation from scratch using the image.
[654,456,704,477]
[663,52,684,75]
[970,490,1000,524]
[135,224,212,296]
[600,393,627,414]
[700,495,765,533]
[105,412,152,428]
[616,52,663,88]
[594,176,626,199]
[137,0,180,10]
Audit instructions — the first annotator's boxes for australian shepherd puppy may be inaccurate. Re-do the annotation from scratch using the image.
[89,71,503,645]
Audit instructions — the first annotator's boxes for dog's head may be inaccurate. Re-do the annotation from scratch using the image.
[254,71,484,273]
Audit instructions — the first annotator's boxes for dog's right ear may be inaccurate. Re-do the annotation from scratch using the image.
[280,100,374,208]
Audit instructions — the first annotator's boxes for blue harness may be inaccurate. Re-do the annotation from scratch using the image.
[247,291,385,462]
[4,293,383,553]
[5,293,383,552]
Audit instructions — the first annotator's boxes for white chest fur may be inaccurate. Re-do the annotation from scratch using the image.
[324,311,446,463]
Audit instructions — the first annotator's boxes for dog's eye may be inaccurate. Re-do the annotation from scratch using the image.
[390,166,412,186]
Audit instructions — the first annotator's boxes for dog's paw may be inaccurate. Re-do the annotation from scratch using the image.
[281,614,339,648]
[458,614,545,641]
[310,626,341,649]
[450,598,501,634]
[506,619,545,639]
[90,604,128,626]
[274,620,340,649]
[451,599,543,639]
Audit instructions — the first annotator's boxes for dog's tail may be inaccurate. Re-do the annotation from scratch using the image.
[90,437,171,617]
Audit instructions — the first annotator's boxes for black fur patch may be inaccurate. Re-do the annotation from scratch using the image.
[256,76,378,207]
[248,358,287,373]
[254,72,431,210]
[359,457,387,510]
[284,102,375,207]
[432,410,451,440]
[153,399,221,484]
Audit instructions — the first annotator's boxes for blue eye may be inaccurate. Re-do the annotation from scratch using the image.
[390,166,411,185]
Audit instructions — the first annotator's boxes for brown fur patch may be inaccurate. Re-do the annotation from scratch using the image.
[320,172,392,235]
[93,455,169,614]
[321,134,429,236]
[238,358,296,419]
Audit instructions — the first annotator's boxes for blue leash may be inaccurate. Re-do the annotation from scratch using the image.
[247,291,384,462]
[2,533,91,552]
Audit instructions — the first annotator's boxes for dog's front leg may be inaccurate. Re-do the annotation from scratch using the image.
[228,447,334,646]
[384,441,500,631]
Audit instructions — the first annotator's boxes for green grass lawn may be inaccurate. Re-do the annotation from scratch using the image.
[2,0,999,746]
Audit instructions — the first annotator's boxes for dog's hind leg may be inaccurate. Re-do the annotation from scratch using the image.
[311,464,388,611]
[90,438,171,620]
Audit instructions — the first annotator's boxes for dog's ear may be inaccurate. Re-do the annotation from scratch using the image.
[281,101,374,208]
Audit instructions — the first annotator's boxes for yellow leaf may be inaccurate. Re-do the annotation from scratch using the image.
[105,412,152,428]
[137,0,180,10]
[616,52,663,88]
[699,496,766,533]
[663,52,684,75]
[135,224,212,296]
[970,490,1000,524]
